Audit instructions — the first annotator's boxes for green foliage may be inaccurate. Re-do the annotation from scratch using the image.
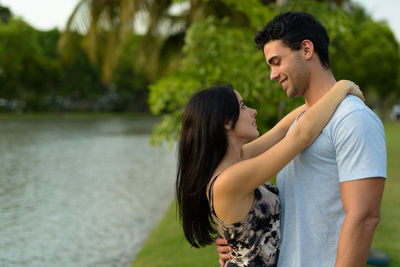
[0,17,107,112]
[0,19,53,110]
[280,1,399,112]
[59,36,104,104]
[111,34,150,112]
[221,0,275,27]
[0,4,11,23]
[324,4,399,111]
[370,122,400,266]
[149,12,304,145]
[0,9,151,113]
[0,0,398,118]
[149,0,400,145]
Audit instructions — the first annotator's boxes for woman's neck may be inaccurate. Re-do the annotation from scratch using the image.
[213,141,243,177]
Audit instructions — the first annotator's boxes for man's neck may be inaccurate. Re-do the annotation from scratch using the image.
[303,67,336,107]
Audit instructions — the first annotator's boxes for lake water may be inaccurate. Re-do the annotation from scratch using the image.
[0,117,176,267]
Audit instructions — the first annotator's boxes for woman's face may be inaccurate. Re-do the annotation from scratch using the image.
[227,90,259,142]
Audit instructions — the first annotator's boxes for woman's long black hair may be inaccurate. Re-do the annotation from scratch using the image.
[176,84,240,248]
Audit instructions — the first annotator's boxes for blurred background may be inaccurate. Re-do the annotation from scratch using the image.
[0,0,399,139]
[0,0,398,266]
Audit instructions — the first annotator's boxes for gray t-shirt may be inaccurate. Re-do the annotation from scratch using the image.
[276,95,387,267]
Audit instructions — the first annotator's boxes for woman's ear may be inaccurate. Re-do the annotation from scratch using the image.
[224,120,233,131]
[301,39,314,60]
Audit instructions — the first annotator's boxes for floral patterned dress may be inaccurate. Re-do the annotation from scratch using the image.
[209,175,281,267]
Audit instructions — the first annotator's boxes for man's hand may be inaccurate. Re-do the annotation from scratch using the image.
[215,236,232,266]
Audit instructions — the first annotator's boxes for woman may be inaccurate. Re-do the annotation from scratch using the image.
[176,81,363,266]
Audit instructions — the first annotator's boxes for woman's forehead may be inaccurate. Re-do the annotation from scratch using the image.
[233,90,242,100]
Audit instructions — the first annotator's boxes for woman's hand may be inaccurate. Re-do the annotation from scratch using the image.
[335,80,365,102]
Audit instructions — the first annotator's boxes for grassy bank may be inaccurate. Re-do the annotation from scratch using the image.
[133,122,400,267]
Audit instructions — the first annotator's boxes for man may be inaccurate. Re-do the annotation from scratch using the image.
[216,11,386,267]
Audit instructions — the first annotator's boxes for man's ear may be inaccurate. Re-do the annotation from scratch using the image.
[301,39,314,60]
[224,120,233,131]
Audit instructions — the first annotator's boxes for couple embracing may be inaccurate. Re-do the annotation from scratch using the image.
[176,12,386,267]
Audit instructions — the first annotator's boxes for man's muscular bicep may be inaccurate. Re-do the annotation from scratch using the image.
[340,177,385,218]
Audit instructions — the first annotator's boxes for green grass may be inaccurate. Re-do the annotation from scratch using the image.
[133,122,400,267]
[132,203,219,267]
[366,122,400,266]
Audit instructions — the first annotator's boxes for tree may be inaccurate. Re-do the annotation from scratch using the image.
[148,0,399,145]
[0,19,68,111]
[0,4,11,23]
[0,14,106,112]
[59,0,256,83]
[111,34,150,112]
[148,1,284,145]
[322,3,399,116]
[0,19,42,101]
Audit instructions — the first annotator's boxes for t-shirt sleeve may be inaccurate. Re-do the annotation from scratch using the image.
[332,109,387,182]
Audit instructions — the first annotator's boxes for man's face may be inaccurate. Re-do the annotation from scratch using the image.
[263,40,310,98]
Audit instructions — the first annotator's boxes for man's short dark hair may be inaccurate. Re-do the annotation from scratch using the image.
[254,12,330,69]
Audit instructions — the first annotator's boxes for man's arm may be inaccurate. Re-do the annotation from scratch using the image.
[335,177,385,267]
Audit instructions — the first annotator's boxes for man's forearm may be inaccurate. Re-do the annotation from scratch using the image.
[335,215,379,267]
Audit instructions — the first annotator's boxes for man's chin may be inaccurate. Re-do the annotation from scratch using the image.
[286,88,302,98]
[286,91,296,98]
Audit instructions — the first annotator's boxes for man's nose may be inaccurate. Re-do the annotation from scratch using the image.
[270,68,279,81]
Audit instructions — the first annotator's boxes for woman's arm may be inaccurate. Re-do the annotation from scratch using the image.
[242,104,306,160]
[215,81,362,213]
[292,80,363,146]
